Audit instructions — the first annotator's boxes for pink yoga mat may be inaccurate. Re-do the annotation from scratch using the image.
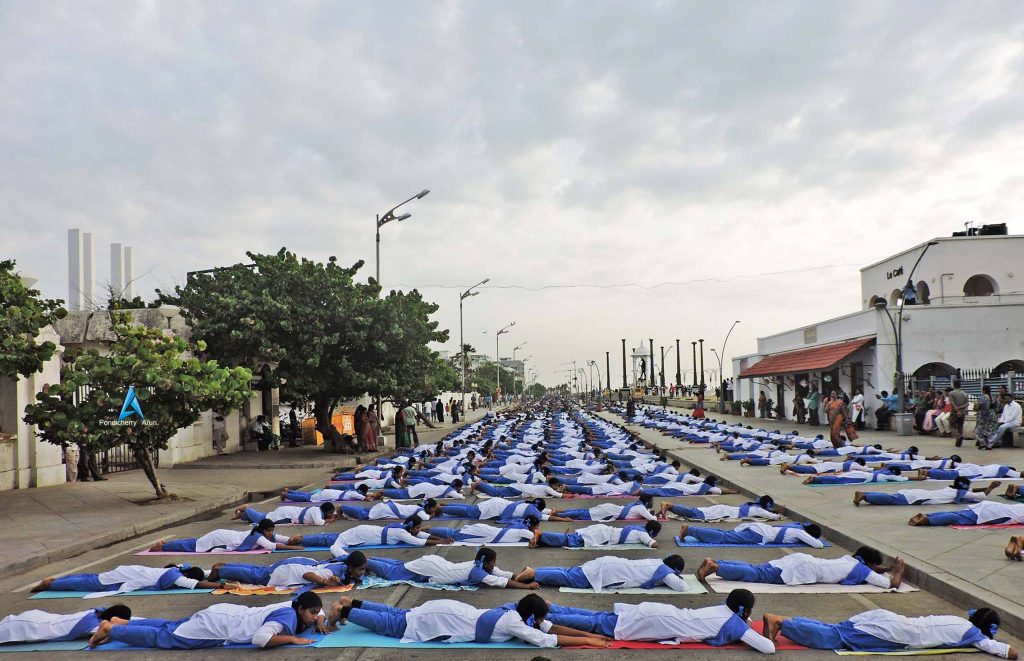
[951,523,1024,530]
[578,622,806,650]
[136,549,272,556]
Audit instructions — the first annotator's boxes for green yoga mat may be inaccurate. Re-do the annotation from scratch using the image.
[315,624,537,649]
[30,589,214,599]
[0,641,87,652]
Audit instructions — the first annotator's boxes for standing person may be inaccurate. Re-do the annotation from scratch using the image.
[436,398,445,423]
[850,388,865,430]
[393,406,408,449]
[212,413,229,454]
[807,386,821,426]
[793,394,806,424]
[984,394,1022,450]
[288,408,300,448]
[757,392,768,419]
[694,389,705,419]
[948,380,970,447]
[450,398,460,423]
[354,405,372,452]
[826,391,856,448]
[402,401,420,446]
[974,386,999,450]
[64,442,79,482]
[934,389,954,437]
[77,443,105,481]
[366,404,381,451]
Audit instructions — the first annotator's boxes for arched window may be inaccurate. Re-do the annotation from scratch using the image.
[868,294,884,308]
[963,274,998,297]
[915,280,930,304]
[889,289,902,306]
[913,362,957,378]
[992,359,1024,376]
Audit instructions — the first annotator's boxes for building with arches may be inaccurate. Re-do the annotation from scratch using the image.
[733,232,1024,427]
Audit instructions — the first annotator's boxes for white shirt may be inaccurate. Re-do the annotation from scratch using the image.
[408,483,464,499]
[612,603,775,652]
[580,556,689,592]
[329,525,429,556]
[767,554,890,588]
[894,487,984,505]
[94,565,199,595]
[367,502,429,520]
[312,489,363,502]
[0,609,100,643]
[403,556,514,588]
[651,481,720,495]
[998,400,1022,427]
[401,600,556,647]
[575,472,620,485]
[196,529,285,553]
[848,610,1010,658]
[691,505,781,521]
[507,483,562,498]
[475,498,551,520]
[268,563,337,587]
[967,501,1024,524]
[266,505,326,526]
[459,523,535,544]
[587,503,657,522]
[173,601,297,648]
[577,524,656,547]
[579,482,639,495]
[733,523,824,548]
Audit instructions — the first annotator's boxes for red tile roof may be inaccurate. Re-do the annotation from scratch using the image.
[739,337,876,378]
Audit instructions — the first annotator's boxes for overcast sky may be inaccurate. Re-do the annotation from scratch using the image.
[3,1,1023,388]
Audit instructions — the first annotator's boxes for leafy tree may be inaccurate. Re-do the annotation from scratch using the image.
[467,361,517,398]
[0,259,66,378]
[24,314,252,498]
[104,284,160,310]
[525,383,547,399]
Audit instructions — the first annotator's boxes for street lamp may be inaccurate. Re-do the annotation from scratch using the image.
[691,341,698,387]
[698,338,705,392]
[495,322,515,408]
[459,278,489,414]
[675,339,682,392]
[519,355,533,400]
[589,359,603,400]
[375,189,430,286]
[713,320,740,412]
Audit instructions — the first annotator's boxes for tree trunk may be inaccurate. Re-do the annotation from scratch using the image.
[133,446,170,499]
[314,394,342,451]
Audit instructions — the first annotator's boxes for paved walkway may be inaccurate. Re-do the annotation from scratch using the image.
[601,403,1024,636]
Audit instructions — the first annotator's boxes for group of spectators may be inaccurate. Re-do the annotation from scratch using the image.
[909,382,1022,449]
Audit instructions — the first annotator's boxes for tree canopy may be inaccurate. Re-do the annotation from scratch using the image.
[0,259,66,379]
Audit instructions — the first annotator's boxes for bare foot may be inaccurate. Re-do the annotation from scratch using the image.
[1005,536,1023,561]
[148,541,165,552]
[763,613,785,642]
[696,557,717,581]
[908,513,927,526]
[853,492,865,506]
[231,507,245,521]
[679,524,689,538]
[802,476,815,485]
[280,488,289,501]
[88,621,114,648]
[30,577,54,592]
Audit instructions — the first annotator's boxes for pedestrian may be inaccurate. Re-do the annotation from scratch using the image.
[450,398,460,423]
[288,408,300,448]
[63,442,79,482]
[77,443,105,481]
[825,390,856,448]
[757,392,768,419]
[793,395,806,424]
[212,413,229,454]
[366,403,381,451]
[354,405,371,452]
[435,397,445,423]
[849,388,865,430]
[948,380,970,447]
[974,386,998,449]
[402,401,420,446]
[694,389,705,419]
[806,386,821,426]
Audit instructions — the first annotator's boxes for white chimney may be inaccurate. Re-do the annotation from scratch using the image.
[67,229,82,311]
[123,246,134,299]
[110,242,123,299]
[82,232,94,309]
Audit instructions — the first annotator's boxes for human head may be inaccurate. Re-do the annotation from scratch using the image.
[256,415,266,423]
[181,566,206,581]
[344,551,367,581]
[423,498,440,516]
[98,605,132,621]
[953,476,971,491]
[888,467,902,476]
[802,523,822,539]
[292,591,323,628]
[854,545,884,569]
[523,515,541,531]
[320,503,336,518]
[906,446,919,457]
[451,479,464,491]
[704,475,719,488]
[758,495,775,510]
[639,493,655,509]
[671,460,681,470]
[516,594,549,629]
[475,547,498,572]
[532,498,546,511]
[852,457,866,467]
[663,555,686,573]
[645,520,662,537]
[968,608,1001,639]
[254,519,276,539]
[403,515,423,535]
[725,588,756,621]
[689,467,701,477]
[356,483,369,495]
[983,385,991,395]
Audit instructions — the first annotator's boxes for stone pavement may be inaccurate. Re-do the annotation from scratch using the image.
[601,403,1024,636]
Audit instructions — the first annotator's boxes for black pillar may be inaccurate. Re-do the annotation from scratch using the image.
[675,339,681,388]
[648,338,655,388]
[699,338,705,391]
[691,341,697,386]
[606,351,611,391]
[659,346,666,389]
[621,339,627,389]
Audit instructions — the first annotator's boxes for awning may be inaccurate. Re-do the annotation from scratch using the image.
[739,337,876,378]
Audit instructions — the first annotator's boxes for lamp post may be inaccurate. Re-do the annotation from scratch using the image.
[698,338,705,392]
[713,320,740,412]
[659,346,667,390]
[648,338,655,389]
[459,278,489,415]
[621,339,627,389]
[605,351,611,393]
[375,189,429,286]
[691,341,698,387]
[519,355,533,400]
[495,322,515,408]
[675,339,682,392]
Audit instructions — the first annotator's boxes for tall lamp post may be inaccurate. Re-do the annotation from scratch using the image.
[713,320,740,412]
[698,339,705,392]
[519,355,533,400]
[459,278,489,415]
[659,346,667,390]
[691,341,698,387]
[495,322,515,408]
[621,339,627,390]
[375,189,429,286]
[648,339,655,389]
[605,352,611,393]
[675,339,682,392]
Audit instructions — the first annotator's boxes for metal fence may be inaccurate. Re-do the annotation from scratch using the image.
[71,384,155,475]
[903,368,1024,400]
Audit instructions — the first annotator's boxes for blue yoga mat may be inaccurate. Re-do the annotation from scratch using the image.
[0,641,87,653]
[674,535,831,548]
[91,634,324,651]
[272,543,423,553]
[274,547,331,553]
[30,589,214,600]
[314,623,536,649]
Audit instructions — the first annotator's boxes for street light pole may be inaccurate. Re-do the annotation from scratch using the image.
[648,338,655,390]
[675,339,681,392]
[621,339,627,389]
[659,346,667,390]
[374,189,430,287]
[716,320,740,412]
[459,278,489,415]
[699,338,705,392]
[691,341,698,387]
[495,322,515,408]
[605,351,611,393]
[896,241,939,417]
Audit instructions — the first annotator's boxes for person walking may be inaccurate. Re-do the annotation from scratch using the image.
[948,380,970,447]
[435,398,445,424]
[76,443,105,481]
[287,408,300,448]
[825,390,857,448]
[849,388,865,430]
[757,392,768,419]
[806,386,821,426]
[974,386,998,450]
[366,404,381,451]
[213,413,229,454]
[450,398,460,423]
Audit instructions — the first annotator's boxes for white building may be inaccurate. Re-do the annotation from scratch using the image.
[733,232,1024,427]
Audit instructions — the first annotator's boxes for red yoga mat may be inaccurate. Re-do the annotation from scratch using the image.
[577,622,806,651]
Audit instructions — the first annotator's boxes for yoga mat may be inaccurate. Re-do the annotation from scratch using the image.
[576,622,805,651]
[136,549,271,556]
[91,634,324,651]
[558,574,707,595]
[666,512,786,523]
[565,543,650,550]
[30,588,214,599]
[835,648,979,656]
[951,523,1024,530]
[0,641,87,653]
[705,576,919,594]
[674,535,832,549]
[211,577,478,595]
[314,623,534,649]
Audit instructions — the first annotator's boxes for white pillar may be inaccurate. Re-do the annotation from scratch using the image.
[82,232,94,309]
[67,229,82,311]
[123,246,134,299]
[110,243,123,299]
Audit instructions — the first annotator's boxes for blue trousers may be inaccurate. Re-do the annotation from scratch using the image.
[547,604,617,638]
[558,508,592,520]
[440,504,481,519]
[537,531,584,547]
[299,532,340,548]
[670,505,705,519]
[475,483,518,497]
[640,487,691,497]
[925,510,982,526]
[333,472,359,481]
[365,557,428,582]
[347,601,409,639]
[812,476,865,485]
[863,493,909,506]
[714,560,784,584]
[49,574,116,592]
[744,458,773,466]
[107,618,219,650]
[927,469,958,481]
[424,526,466,541]
[161,539,198,552]
[340,505,371,520]
[786,465,818,474]
[283,490,313,502]
[534,566,590,588]
[686,527,762,544]
[380,489,412,499]
[781,618,896,651]
[240,508,267,524]
[216,564,272,585]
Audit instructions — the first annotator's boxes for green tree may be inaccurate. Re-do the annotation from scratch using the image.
[526,383,547,399]
[24,314,252,498]
[0,259,66,378]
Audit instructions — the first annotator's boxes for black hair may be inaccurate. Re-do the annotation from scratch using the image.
[181,566,206,581]
[953,476,971,490]
[254,519,275,534]
[888,467,902,476]
[704,475,719,488]
[345,551,367,567]
[689,468,701,476]
[523,515,541,529]
[872,444,882,450]
[516,594,549,628]
[950,455,962,464]
[451,479,464,491]
[806,449,816,457]
[293,590,323,612]
[639,493,654,508]
[968,608,1001,639]
[907,446,919,456]
[663,555,686,572]
[671,460,681,469]
[320,502,336,516]
[423,498,439,512]
[725,588,755,618]
[854,545,883,566]
[853,457,866,466]
[98,605,132,622]
[645,520,662,537]
[356,484,369,494]
[618,470,630,482]
[404,515,422,531]
[533,498,546,511]
[547,477,561,487]
[475,547,498,565]
[758,495,774,510]
[803,523,822,539]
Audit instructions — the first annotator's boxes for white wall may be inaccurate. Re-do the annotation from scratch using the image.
[757,310,876,355]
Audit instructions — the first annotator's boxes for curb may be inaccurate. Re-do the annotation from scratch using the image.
[603,410,1024,638]
[0,490,247,582]
[171,453,382,471]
